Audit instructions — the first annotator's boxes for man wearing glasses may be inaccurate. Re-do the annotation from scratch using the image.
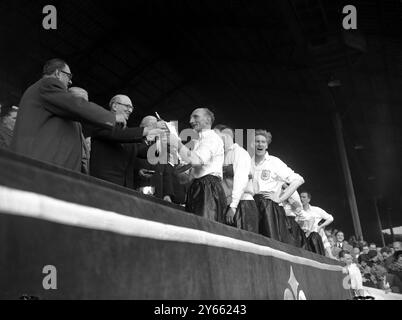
[89,95,167,188]
[11,58,127,172]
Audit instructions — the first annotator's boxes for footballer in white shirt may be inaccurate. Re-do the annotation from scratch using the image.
[168,108,227,223]
[300,191,335,258]
[251,129,305,246]
[214,124,259,233]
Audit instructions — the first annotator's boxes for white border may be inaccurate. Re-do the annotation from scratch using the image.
[0,185,343,272]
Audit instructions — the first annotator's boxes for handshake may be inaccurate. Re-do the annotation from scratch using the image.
[143,120,170,140]
[143,120,182,148]
[113,110,181,147]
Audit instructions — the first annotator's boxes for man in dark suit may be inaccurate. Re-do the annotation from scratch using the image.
[335,231,353,252]
[133,115,175,201]
[0,105,18,150]
[68,87,92,174]
[89,96,166,188]
[11,58,127,171]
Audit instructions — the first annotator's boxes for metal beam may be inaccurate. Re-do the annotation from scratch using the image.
[332,111,363,239]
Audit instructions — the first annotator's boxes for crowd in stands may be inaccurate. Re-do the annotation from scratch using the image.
[1,58,401,297]
[325,228,402,294]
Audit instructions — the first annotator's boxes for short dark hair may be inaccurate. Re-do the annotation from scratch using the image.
[214,124,234,138]
[380,247,391,254]
[394,250,402,260]
[335,230,344,236]
[367,250,378,260]
[300,191,312,199]
[339,250,350,259]
[358,254,369,264]
[43,58,67,76]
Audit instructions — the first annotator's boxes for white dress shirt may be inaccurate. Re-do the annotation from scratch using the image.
[223,143,254,209]
[191,129,224,179]
[251,152,303,195]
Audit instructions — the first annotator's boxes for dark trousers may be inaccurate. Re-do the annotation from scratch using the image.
[254,194,295,245]
[287,216,308,249]
[306,232,326,256]
[185,175,227,223]
[227,199,259,233]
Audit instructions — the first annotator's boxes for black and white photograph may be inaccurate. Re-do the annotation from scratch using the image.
[0,0,401,304]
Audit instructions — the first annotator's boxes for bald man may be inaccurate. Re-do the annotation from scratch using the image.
[89,95,166,188]
[168,108,226,223]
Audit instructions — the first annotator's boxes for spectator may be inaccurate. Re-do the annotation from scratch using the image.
[335,231,353,252]
[367,250,381,267]
[0,105,18,149]
[393,241,402,252]
[369,243,377,251]
[371,264,402,293]
[381,246,393,260]
[358,254,376,288]
[388,251,402,282]
[348,236,358,248]
[352,247,361,263]
[339,249,350,263]
[361,244,370,255]
[328,235,342,259]
[377,248,385,263]
[381,247,394,269]
[11,58,127,171]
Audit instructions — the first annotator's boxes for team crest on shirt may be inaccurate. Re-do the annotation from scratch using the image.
[261,169,271,180]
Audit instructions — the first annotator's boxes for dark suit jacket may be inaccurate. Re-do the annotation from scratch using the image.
[376,274,402,293]
[336,241,353,253]
[133,140,174,199]
[11,77,115,171]
[89,126,144,188]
